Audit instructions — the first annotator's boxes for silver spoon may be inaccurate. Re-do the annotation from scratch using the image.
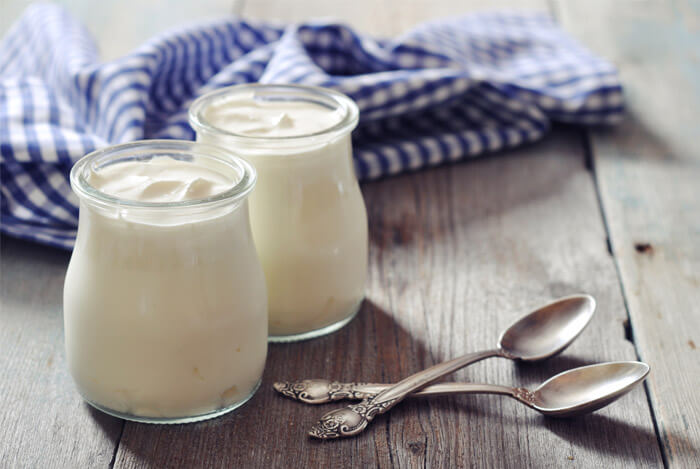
[307,294,596,439]
[285,362,649,420]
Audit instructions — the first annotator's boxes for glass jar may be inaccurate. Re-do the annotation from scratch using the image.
[189,84,367,342]
[63,140,267,423]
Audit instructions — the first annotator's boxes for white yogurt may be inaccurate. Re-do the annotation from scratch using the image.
[190,85,367,341]
[87,156,234,202]
[201,93,345,137]
[64,142,267,422]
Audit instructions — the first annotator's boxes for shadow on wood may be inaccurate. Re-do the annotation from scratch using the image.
[110,299,434,467]
[543,412,675,465]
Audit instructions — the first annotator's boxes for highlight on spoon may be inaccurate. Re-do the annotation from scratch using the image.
[532,361,650,417]
[498,294,596,361]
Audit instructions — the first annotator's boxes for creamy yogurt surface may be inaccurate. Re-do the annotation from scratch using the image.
[88,156,234,203]
[202,93,345,137]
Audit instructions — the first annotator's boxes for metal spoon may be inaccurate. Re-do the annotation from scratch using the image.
[281,362,649,421]
[307,294,596,439]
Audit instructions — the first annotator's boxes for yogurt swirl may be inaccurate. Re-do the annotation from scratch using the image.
[201,93,346,138]
[87,156,235,203]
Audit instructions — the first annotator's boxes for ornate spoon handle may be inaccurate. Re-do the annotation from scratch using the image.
[275,380,534,404]
[309,348,503,439]
[274,380,379,404]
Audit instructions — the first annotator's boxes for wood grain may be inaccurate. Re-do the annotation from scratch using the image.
[556,1,700,466]
[237,0,545,36]
[112,129,662,468]
[1,0,243,61]
[0,237,123,468]
[0,0,678,467]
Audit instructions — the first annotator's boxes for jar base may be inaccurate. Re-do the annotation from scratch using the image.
[268,299,362,343]
[82,378,261,424]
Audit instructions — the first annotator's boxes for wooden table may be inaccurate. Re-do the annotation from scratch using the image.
[1,1,698,467]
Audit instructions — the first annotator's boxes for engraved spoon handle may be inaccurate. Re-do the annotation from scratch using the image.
[273,380,526,404]
[372,348,502,405]
[333,382,516,399]
[308,349,508,439]
[346,382,536,408]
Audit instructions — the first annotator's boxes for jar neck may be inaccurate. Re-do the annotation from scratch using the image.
[73,199,254,262]
[197,132,358,181]
[77,196,248,228]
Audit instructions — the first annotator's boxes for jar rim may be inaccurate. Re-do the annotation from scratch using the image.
[188,84,359,142]
[70,140,257,209]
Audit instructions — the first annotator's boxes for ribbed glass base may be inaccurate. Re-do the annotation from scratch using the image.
[83,379,261,424]
[268,300,362,343]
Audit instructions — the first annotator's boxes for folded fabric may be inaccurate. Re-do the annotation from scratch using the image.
[0,4,623,249]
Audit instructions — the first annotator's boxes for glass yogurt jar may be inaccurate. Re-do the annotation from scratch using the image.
[189,84,367,342]
[63,140,268,423]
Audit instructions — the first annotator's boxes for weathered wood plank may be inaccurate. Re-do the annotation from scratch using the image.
[86,0,658,467]
[556,1,700,466]
[113,128,663,468]
[0,0,670,467]
[238,0,544,36]
[0,237,123,468]
[1,0,243,61]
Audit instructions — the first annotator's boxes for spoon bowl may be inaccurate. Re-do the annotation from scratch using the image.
[307,361,650,437]
[531,361,650,417]
[498,294,596,361]
[307,294,598,439]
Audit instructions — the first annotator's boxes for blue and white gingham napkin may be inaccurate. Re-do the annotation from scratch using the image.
[0,4,623,249]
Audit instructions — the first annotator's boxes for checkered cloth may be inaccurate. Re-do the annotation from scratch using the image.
[0,4,623,249]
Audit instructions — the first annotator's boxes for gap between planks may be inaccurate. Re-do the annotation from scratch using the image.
[108,422,126,469]
[579,128,669,468]
[547,1,668,460]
